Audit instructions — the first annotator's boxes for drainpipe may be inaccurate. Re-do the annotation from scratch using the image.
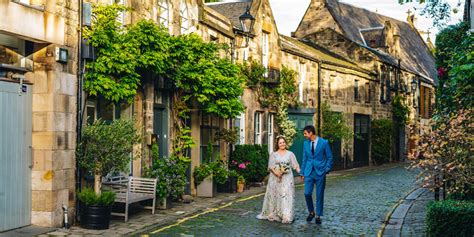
[75,0,84,224]
[317,61,322,136]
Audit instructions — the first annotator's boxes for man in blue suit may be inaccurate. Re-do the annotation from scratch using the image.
[300,125,333,224]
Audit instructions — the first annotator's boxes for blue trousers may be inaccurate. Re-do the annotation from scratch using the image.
[304,171,326,216]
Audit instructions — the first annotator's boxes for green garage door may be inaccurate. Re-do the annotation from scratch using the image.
[0,81,32,231]
[288,113,314,175]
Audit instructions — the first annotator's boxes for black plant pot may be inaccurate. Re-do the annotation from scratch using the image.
[80,204,112,230]
[217,176,237,193]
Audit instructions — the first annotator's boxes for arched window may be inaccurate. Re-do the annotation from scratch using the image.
[157,0,170,27]
[180,0,190,34]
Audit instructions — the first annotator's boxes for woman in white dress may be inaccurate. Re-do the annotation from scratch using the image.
[257,136,301,223]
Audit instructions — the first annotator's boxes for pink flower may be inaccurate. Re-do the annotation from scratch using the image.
[437,67,447,78]
[238,163,246,169]
[232,160,238,165]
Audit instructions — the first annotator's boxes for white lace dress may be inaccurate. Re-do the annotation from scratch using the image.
[256,150,300,223]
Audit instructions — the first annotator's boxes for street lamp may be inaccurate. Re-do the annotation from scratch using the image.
[411,78,418,108]
[230,5,255,62]
[238,5,255,47]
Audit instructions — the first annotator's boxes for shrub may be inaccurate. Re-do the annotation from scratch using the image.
[230,144,268,182]
[371,119,393,165]
[77,188,116,206]
[144,144,188,200]
[426,199,474,237]
[193,160,229,185]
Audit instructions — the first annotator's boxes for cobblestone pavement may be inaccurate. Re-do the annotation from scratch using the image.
[147,165,417,236]
[400,190,433,236]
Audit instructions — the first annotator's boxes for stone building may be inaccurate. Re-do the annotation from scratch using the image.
[0,0,79,230]
[293,0,437,160]
[206,0,436,168]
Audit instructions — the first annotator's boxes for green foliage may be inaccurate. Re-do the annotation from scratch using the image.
[426,199,474,237]
[193,160,229,185]
[237,175,245,184]
[371,119,393,165]
[435,22,473,115]
[398,0,458,27]
[321,101,353,143]
[230,145,269,183]
[85,5,245,115]
[214,128,239,145]
[76,118,141,178]
[83,5,171,103]
[239,62,298,145]
[144,143,187,199]
[169,34,245,119]
[239,60,266,86]
[391,95,410,128]
[77,188,116,206]
[277,66,298,106]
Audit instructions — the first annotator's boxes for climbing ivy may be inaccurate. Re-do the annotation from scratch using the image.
[83,4,246,165]
[391,95,410,128]
[240,62,298,145]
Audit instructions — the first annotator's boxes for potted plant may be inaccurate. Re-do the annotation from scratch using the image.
[194,163,215,197]
[76,118,140,229]
[193,160,230,197]
[77,188,115,229]
[217,170,238,193]
[144,144,187,209]
[237,175,245,193]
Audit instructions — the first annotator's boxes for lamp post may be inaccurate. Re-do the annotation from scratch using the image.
[231,5,255,62]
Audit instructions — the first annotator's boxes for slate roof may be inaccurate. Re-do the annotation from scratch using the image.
[325,1,437,82]
[279,34,373,75]
[206,1,252,31]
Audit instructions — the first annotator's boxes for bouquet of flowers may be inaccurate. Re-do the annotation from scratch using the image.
[275,162,291,182]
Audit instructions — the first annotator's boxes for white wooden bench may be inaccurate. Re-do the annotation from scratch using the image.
[102,176,157,222]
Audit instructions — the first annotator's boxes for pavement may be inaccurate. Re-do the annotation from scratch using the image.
[144,163,418,236]
[0,162,429,236]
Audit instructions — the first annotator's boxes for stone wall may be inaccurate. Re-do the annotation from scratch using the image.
[0,0,82,227]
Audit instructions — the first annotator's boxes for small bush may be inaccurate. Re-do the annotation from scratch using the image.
[426,199,474,237]
[371,119,393,165]
[77,188,116,206]
[230,144,268,182]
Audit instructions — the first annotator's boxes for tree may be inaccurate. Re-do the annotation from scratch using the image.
[77,119,141,194]
[398,0,464,27]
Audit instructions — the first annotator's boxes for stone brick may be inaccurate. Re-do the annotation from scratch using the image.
[32,132,54,150]
[33,149,53,171]
[33,94,55,112]
[31,211,53,227]
[32,170,54,191]
[31,71,49,94]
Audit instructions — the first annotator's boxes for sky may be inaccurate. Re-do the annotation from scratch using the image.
[268,0,465,42]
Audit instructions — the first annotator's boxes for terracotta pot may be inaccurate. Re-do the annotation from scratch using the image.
[237,183,245,193]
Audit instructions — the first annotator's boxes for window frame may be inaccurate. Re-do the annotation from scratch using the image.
[254,112,263,145]
[261,32,269,76]
[157,0,170,27]
[180,0,190,34]
[267,113,274,153]
[354,79,360,101]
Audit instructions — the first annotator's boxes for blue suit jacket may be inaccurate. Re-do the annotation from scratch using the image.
[300,137,333,177]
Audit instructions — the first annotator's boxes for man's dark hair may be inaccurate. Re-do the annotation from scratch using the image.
[303,125,316,135]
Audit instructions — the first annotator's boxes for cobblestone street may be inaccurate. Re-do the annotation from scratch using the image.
[147,165,417,236]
